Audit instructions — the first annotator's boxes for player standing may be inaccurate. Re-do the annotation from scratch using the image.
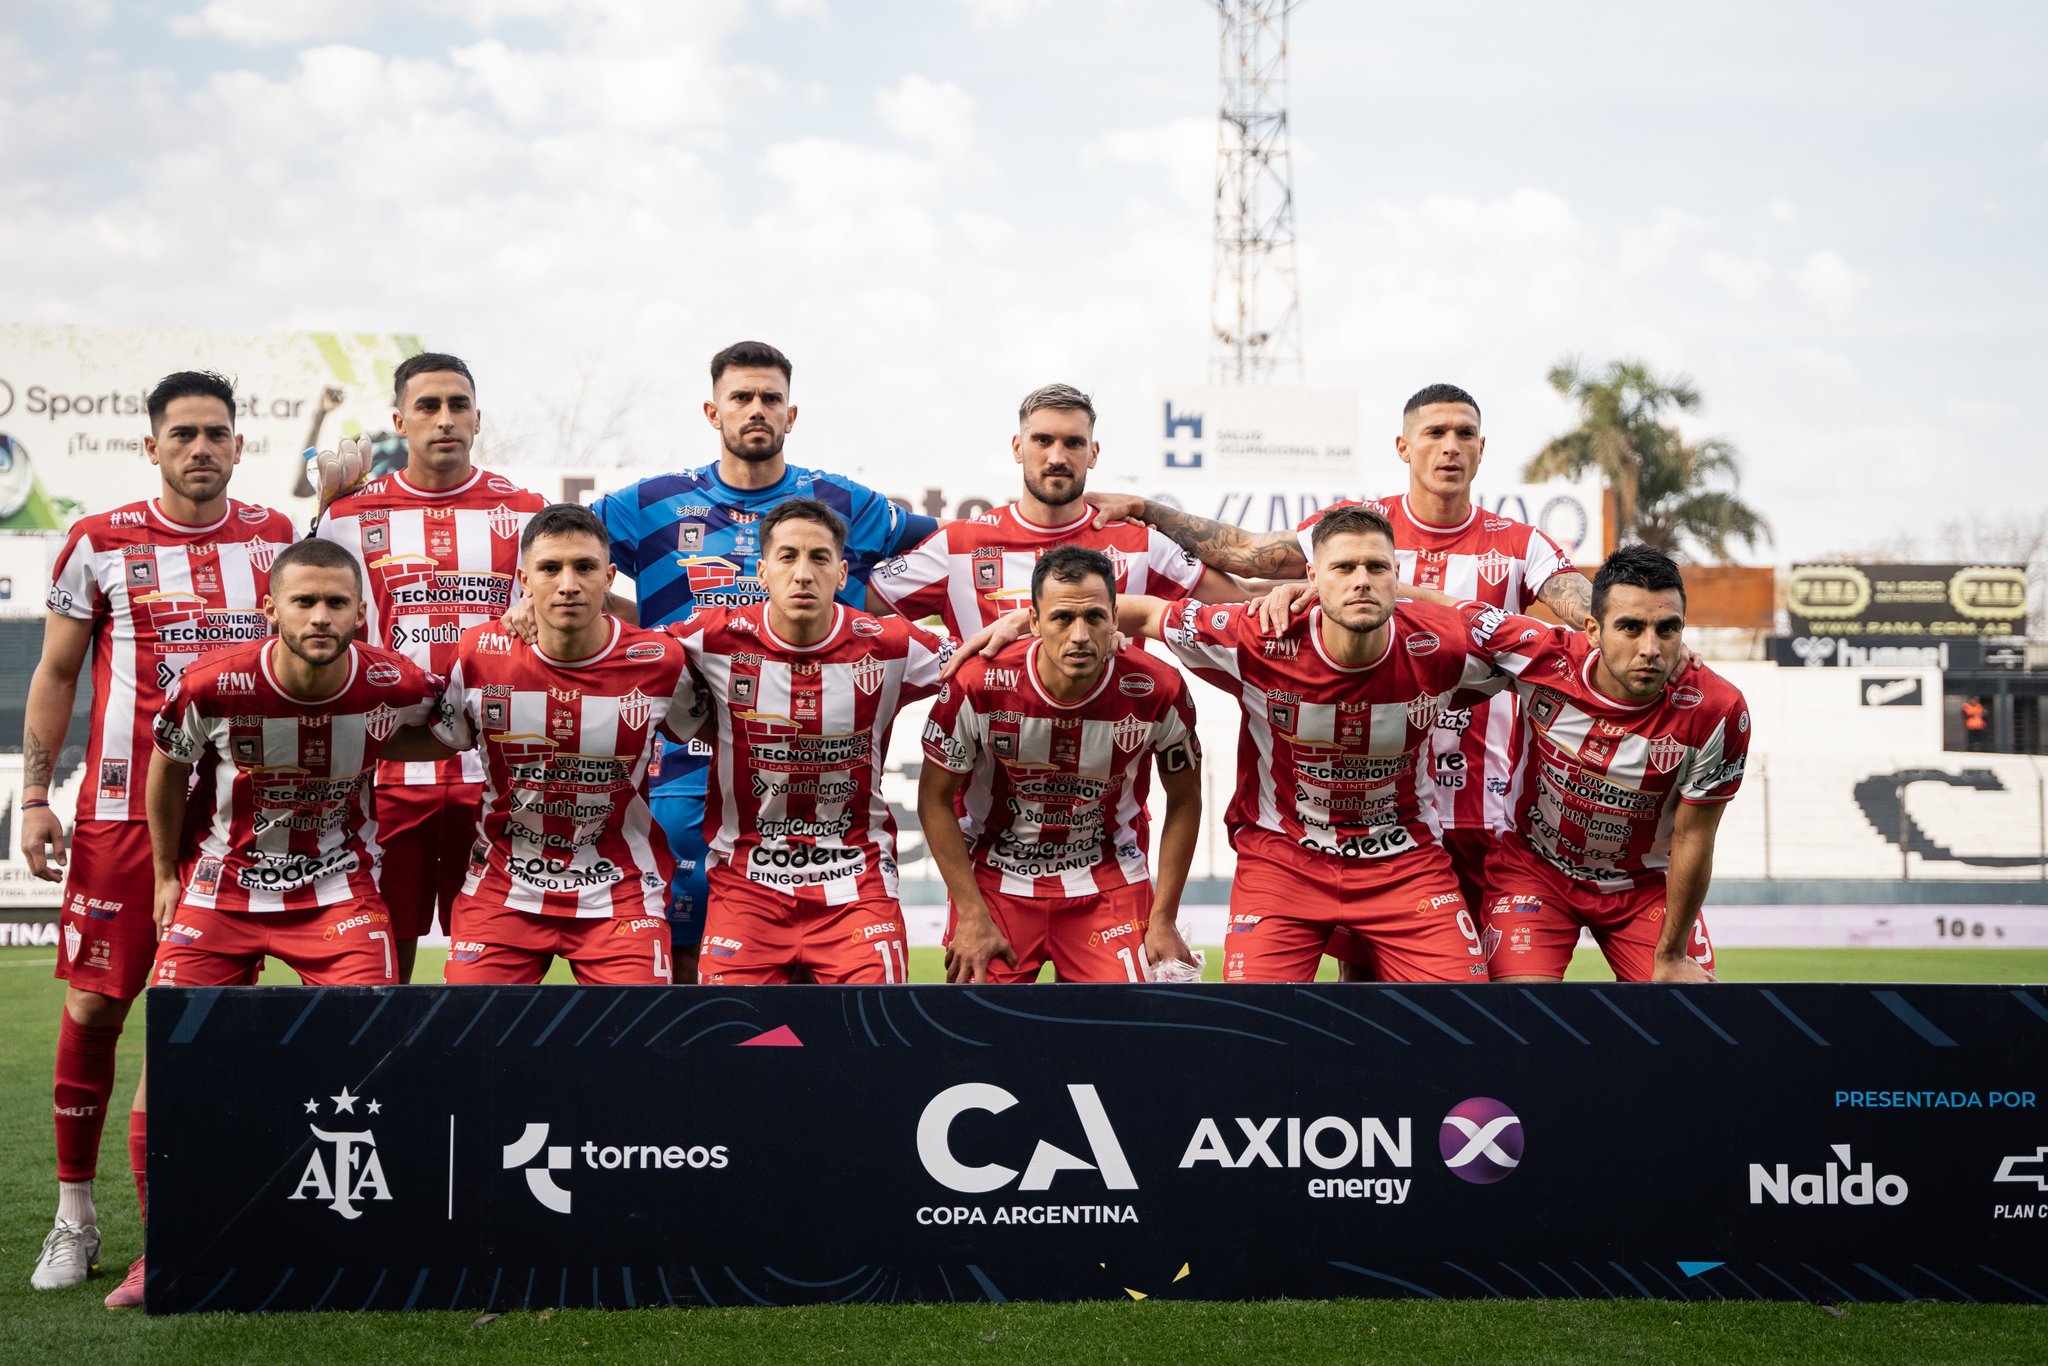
[148,538,450,986]
[434,505,704,984]
[572,341,937,981]
[920,546,1202,983]
[315,352,547,981]
[1117,505,1502,982]
[671,499,950,985]
[23,372,295,1302]
[1090,384,1588,970]
[869,383,1232,633]
[1454,545,1747,983]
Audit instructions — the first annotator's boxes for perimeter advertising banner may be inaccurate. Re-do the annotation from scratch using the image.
[148,983,2046,1312]
[1786,564,2031,639]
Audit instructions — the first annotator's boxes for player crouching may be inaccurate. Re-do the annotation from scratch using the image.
[426,504,706,984]
[669,499,952,984]
[919,546,1202,983]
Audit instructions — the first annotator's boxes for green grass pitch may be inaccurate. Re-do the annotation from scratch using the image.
[2,942,2043,1361]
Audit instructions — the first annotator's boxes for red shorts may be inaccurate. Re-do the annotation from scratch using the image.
[54,821,161,1001]
[1224,832,1486,984]
[1326,827,1496,970]
[1480,836,1715,981]
[151,900,398,987]
[444,897,673,985]
[375,781,482,939]
[699,866,908,985]
[946,881,1151,983]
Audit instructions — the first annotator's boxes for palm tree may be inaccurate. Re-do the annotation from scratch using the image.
[1524,357,1771,562]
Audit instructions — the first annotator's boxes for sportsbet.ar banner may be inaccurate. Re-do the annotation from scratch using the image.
[148,982,2046,1312]
[0,324,425,531]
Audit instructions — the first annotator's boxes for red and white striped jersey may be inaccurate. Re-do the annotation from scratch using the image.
[922,641,1199,897]
[1296,495,1577,834]
[1162,599,1503,872]
[315,467,548,787]
[670,603,952,906]
[1457,603,1751,892]
[152,641,447,913]
[47,498,297,821]
[438,618,706,919]
[871,503,1204,635]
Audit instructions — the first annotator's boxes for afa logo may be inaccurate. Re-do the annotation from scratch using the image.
[289,1087,393,1220]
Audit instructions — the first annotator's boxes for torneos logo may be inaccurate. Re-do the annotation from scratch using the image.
[505,1122,575,1213]
[1439,1097,1523,1184]
[917,1082,1137,1193]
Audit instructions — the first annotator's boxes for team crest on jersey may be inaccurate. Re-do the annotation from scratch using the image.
[852,654,886,696]
[1111,715,1149,754]
[975,559,1001,590]
[248,541,279,573]
[1407,694,1442,730]
[487,504,522,539]
[1103,545,1132,586]
[1646,735,1686,774]
[618,688,653,730]
[1475,550,1511,586]
[365,705,401,742]
[677,522,705,553]
[1117,673,1154,697]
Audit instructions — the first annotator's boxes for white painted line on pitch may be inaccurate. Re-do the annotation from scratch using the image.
[0,958,56,967]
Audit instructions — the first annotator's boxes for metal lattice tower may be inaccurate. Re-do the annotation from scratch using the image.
[1210,1,1303,386]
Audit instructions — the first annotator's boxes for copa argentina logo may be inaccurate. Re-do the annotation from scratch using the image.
[503,1122,730,1215]
[1749,1143,1908,1207]
[914,1082,1140,1226]
[288,1086,392,1221]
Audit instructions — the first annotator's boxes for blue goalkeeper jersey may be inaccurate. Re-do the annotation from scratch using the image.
[593,462,937,799]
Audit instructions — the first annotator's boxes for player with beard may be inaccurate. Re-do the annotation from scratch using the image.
[315,353,548,982]
[1446,545,1747,983]
[1088,384,1588,979]
[26,371,296,1304]
[512,342,936,983]
[920,545,1203,984]
[867,384,1236,635]
[1112,504,1505,982]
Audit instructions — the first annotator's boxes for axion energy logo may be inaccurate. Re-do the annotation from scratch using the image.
[1439,1097,1523,1184]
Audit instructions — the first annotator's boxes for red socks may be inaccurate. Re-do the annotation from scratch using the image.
[53,1012,121,1183]
[129,1110,148,1224]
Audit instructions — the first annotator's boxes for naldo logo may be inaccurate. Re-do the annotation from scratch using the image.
[1750,1144,1908,1206]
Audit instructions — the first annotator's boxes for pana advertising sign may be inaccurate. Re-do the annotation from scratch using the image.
[1786,563,2029,638]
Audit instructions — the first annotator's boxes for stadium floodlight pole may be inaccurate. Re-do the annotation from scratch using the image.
[1210,0,1305,386]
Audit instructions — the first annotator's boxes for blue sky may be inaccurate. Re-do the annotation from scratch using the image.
[6,0,2044,561]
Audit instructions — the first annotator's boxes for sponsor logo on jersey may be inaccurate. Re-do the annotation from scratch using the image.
[1111,715,1149,753]
[1262,637,1301,657]
[850,616,884,636]
[1210,609,1230,630]
[1645,735,1685,773]
[476,631,514,654]
[487,504,523,539]
[1117,673,1154,697]
[1405,631,1440,656]
[1670,684,1704,709]
[852,655,886,696]
[237,505,269,523]
[112,509,147,528]
[487,477,519,494]
[1483,516,1513,531]
[625,641,664,661]
[365,661,402,686]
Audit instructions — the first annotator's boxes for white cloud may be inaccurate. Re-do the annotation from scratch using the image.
[172,0,379,45]
[772,0,827,17]
[1946,399,2020,426]
[1615,207,1706,274]
[876,74,977,161]
[1791,249,1870,316]
[1083,117,1214,213]
[1764,196,1800,225]
[1700,249,1772,302]
[959,0,1049,26]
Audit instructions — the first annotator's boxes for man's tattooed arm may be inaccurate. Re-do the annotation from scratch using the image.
[1140,501,1309,579]
[1536,571,1593,624]
[23,727,52,792]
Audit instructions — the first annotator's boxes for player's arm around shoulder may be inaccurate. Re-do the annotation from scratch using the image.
[381,647,469,760]
[145,668,209,934]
